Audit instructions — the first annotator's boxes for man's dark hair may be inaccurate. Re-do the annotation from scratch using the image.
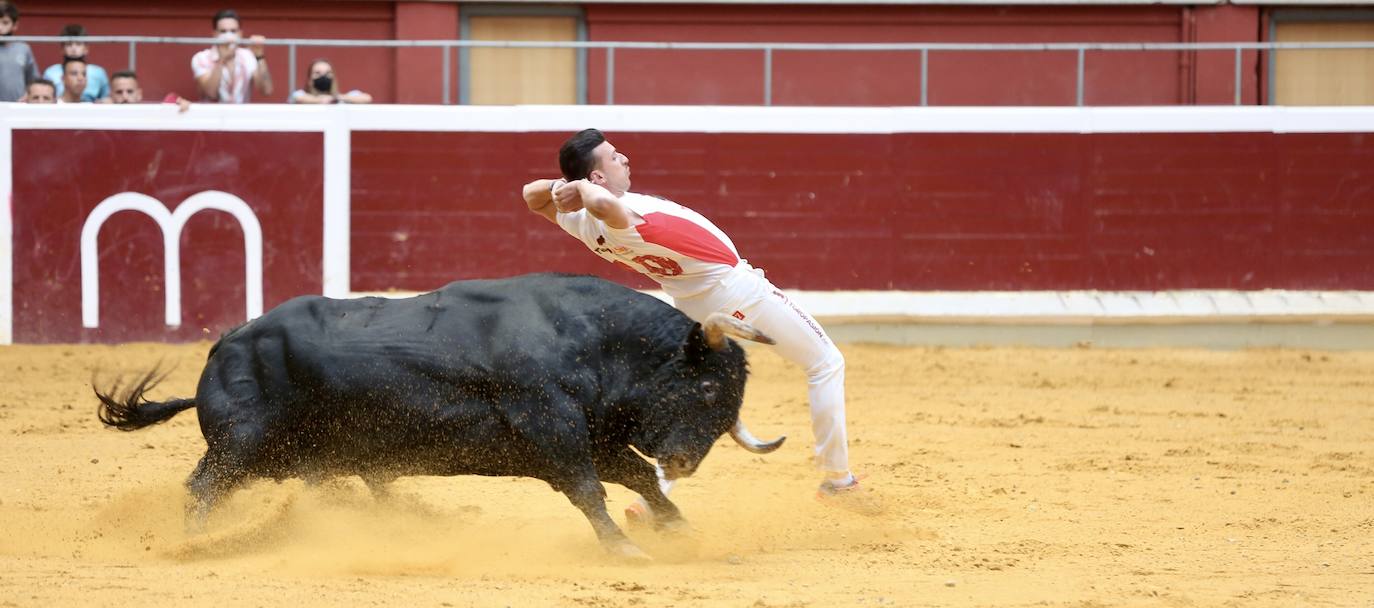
[59,23,85,37]
[212,9,239,28]
[0,2,19,23]
[111,70,137,82]
[28,78,54,93]
[62,56,85,70]
[559,128,606,181]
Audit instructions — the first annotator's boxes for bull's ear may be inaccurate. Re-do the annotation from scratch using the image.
[683,322,712,359]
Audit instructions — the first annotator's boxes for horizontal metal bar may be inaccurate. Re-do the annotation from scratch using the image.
[10,35,1374,52]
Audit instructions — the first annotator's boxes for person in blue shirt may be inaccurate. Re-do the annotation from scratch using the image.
[41,23,109,102]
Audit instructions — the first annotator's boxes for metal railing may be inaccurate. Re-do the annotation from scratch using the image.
[13,36,1374,106]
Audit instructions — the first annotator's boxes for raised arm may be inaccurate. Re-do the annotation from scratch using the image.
[194,53,225,99]
[555,180,636,229]
[249,36,273,96]
[522,178,566,224]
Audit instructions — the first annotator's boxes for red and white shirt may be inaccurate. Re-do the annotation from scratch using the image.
[556,192,742,298]
[191,47,258,103]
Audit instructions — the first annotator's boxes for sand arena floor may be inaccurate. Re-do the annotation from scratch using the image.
[0,341,1371,607]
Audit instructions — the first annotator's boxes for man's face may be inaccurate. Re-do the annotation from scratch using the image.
[63,62,87,96]
[0,16,15,37]
[110,77,142,103]
[215,17,240,37]
[590,140,632,196]
[62,41,87,58]
[24,83,55,103]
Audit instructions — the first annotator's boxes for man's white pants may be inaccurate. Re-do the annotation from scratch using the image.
[674,264,850,474]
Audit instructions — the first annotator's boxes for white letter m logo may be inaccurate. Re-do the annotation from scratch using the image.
[80,191,264,329]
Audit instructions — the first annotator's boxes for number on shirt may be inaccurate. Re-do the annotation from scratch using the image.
[632,255,684,277]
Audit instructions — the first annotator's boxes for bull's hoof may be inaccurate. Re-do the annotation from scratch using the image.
[605,539,654,563]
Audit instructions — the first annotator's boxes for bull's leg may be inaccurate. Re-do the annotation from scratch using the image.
[594,447,686,531]
[184,449,249,531]
[556,476,651,562]
[508,391,651,561]
[184,417,269,532]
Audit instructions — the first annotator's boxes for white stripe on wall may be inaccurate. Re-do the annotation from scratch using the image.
[351,289,1374,322]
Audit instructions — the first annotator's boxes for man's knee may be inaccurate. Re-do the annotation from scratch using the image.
[806,345,845,381]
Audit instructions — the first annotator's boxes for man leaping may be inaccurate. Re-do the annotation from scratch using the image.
[521,129,880,522]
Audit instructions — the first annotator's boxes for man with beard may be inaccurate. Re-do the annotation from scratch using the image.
[109,70,191,112]
[20,77,53,103]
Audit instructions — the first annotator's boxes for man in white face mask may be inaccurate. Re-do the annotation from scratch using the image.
[191,8,272,103]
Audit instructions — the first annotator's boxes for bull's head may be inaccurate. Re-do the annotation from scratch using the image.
[642,313,786,481]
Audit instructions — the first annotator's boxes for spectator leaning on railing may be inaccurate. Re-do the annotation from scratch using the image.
[289,59,371,104]
[42,24,109,102]
[0,1,39,102]
[20,77,52,103]
[110,70,191,112]
[192,8,272,103]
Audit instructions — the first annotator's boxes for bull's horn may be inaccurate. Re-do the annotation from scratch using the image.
[730,419,785,454]
[703,312,776,351]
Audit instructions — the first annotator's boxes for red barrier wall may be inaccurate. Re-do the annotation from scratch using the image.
[10,111,1372,344]
[11,130,324,343]
[350,130,1374,292]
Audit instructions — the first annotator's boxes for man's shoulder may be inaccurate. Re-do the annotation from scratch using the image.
[623,191,676,205]
[2,41,35,57]
[191,47,215,64]
[554,208,595,233]
[623,191,690,213]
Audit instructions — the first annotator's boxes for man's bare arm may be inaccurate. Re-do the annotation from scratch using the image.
[557,180,636,229]
[196,56,225,99]
[522,178,565,224]
[251,37,273,96]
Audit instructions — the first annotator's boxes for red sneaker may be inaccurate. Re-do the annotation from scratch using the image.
[624,501,655,528]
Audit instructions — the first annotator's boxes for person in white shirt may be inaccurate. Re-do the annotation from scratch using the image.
[521,129,880,522]
[190,9,272,103]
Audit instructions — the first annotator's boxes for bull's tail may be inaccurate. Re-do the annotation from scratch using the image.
[95,368,196,431]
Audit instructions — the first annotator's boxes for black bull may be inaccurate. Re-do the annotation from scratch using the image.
[95,273,784,559]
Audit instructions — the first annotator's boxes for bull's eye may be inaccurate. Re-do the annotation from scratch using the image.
[701,380,718,401]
